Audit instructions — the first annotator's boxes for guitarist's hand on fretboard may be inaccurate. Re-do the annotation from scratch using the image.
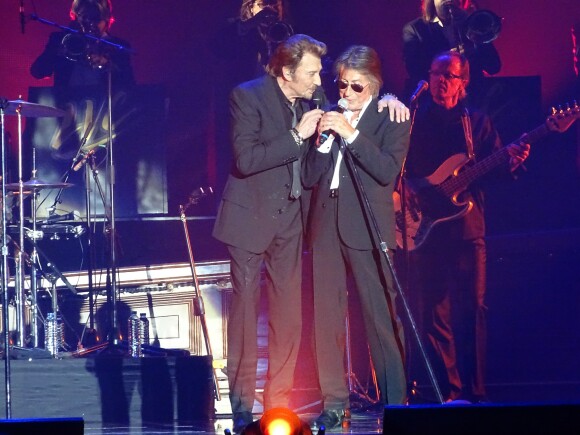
[507,139,531,172]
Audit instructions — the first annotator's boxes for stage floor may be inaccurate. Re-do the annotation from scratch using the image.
[83,409,384,435]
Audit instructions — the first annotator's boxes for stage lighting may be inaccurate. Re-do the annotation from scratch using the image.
[241,407,313,435]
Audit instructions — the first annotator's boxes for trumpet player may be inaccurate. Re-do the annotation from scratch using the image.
[30,0,134,89]
[402,0,501,99]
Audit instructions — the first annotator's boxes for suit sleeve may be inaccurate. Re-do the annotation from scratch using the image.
[346,115,410,186]
[230,85,301,176]
[403,21,430,84]
[302,141,333,188]
[30,32,62,79]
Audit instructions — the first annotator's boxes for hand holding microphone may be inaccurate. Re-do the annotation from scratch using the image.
[318,98,352,142]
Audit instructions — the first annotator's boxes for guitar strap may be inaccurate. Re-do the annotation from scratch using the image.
[461,107,475,160]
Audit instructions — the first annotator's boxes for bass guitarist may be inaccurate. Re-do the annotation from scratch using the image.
[404,51,529,403]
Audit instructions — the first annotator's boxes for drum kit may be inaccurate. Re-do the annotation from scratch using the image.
[1,97,81,354]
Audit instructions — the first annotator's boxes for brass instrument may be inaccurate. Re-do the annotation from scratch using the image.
[465,9,502,44]
[262,19,293,44]
[61,31,111,69]
[61,32,89,62]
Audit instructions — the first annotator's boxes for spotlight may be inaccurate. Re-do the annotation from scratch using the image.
[241,408,312,435]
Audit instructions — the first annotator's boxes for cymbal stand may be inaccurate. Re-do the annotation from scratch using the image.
[1,99,13,417]
[29,166,41,348]
[178,188,221,400]
[14,105,27,348]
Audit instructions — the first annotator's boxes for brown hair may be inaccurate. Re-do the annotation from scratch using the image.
[334,45,383,98]
[266,34,326,78]
[70,0,114,28]
[240,0,284,21]
[421,0,472,22]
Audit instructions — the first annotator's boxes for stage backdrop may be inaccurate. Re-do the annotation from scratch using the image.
[0,0,578,223]
[25,84,167,218]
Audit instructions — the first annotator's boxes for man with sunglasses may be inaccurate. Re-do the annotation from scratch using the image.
[404,51,529,403]
[303,45,410,428]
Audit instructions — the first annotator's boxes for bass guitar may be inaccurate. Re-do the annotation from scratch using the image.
[395,102,580,251]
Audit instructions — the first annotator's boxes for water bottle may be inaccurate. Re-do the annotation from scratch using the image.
[139,313,150,351]
[45,312,65,356]
[127,311,141,357]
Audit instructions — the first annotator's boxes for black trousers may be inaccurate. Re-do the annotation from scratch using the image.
[311,198,407,408]
[414,237,487,401]
[226,205,303,414]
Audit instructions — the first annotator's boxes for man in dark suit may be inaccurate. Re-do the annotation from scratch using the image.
[212,34,326,433]
[303,45,410,428]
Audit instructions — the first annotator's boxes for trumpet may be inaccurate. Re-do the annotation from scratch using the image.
[465,9,502,44]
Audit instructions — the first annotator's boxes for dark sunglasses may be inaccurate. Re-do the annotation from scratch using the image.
[336,79,369,93]
[429,70,462,80]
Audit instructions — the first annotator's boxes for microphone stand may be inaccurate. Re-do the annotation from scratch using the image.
[103,66,122,351]
[396,94,438,402]
[48,121,94,218]
[29,14,134,55]
[178,188,221,400]
[341,134,444,404]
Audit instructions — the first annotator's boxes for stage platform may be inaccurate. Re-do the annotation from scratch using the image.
[0,356,214,426]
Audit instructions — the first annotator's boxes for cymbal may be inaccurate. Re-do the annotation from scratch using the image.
[5,179,73,191]
[2,99,66,118]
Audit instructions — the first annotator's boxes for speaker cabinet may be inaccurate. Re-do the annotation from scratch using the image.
[0,418,83,434]
[384,403,580,435]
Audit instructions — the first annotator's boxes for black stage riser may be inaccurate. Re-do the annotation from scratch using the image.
[0,357,213,427]
[0,418,83,434]
[383,403,580,435]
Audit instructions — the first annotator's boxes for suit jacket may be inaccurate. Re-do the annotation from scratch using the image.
[213,74,312,253]
[303,98,410,250]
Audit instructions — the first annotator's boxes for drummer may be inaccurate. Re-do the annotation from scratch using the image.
[30,0,134,89]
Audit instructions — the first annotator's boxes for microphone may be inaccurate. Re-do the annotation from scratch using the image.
[312,86,325,110]
[43,210,80,225]
[320,98,349,142]
[73,149,95,171]
[19,0,25,34]
[409,80,429,105]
